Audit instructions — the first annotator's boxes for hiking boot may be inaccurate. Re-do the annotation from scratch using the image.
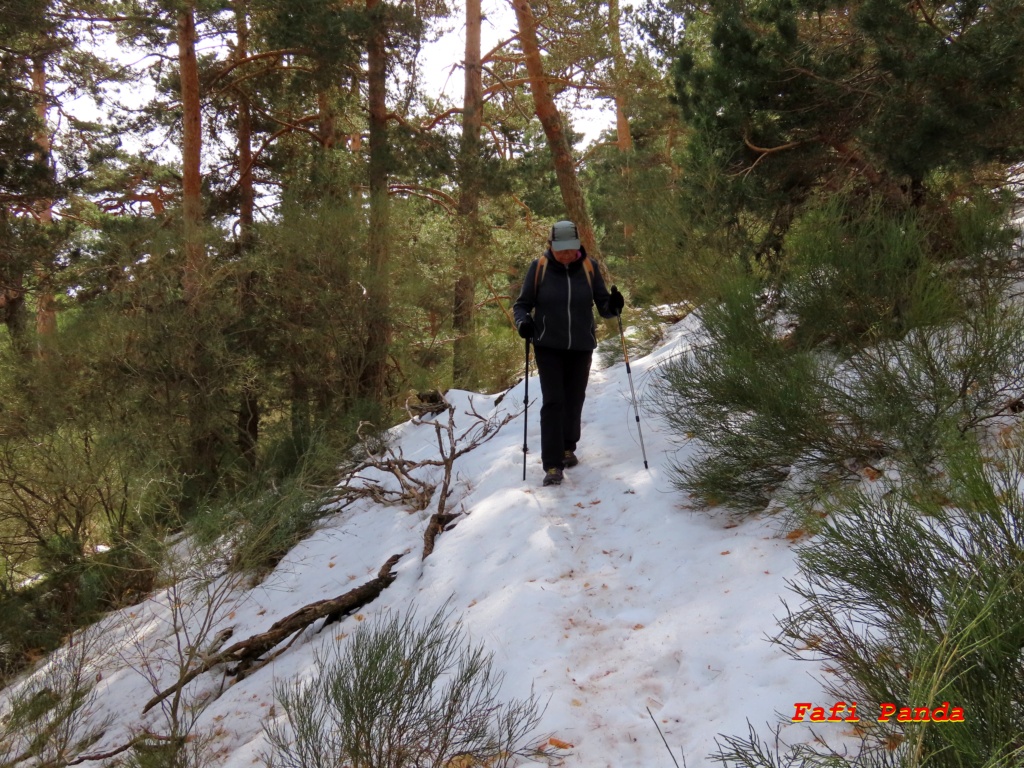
[542,467,564,486]
[563,450,579,468]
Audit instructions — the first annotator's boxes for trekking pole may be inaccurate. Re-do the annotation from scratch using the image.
[616,309,649,470]
[523,337,530,481]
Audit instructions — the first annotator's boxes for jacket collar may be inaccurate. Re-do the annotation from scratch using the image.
[544,244,588,272]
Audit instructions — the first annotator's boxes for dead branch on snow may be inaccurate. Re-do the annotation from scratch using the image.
[141,552,405,715]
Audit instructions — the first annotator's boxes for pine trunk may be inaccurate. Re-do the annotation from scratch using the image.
[318,89,337,148]
[452,0,483,388]
[178,4,217,504]
[0,260,28,357]
[360,0,391,402]
[511,0,600,261]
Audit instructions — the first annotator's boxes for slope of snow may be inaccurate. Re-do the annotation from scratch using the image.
[3,316,842,767]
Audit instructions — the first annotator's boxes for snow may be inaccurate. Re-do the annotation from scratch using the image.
[2,315,846,767]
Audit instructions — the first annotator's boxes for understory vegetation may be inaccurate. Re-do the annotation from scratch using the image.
[263,605,549,768]
[4,0,1024,764]
[655,193,1024,766]
[711,441,1024,768]
[649,0,1024,760]
[655,194,1024,512]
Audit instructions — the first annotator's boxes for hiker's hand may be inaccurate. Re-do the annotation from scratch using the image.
[609,286,625,313]
[517,318,535,339]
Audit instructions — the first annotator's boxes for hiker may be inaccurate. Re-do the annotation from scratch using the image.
[513,220,625,486]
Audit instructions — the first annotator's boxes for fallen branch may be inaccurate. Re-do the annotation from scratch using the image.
[422,512,459,560]
[67,731,176,765]
[327,398,519,562]
[141,552,405,714]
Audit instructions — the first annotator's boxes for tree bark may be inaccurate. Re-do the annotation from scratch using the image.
[0,262,28,357]
[510,0,600,261]
[235,4,254,257]
[452,0,483,388]
[318,89,337,148]
[177,5,218,503]
[359,0,392,402]
[422,512,458,560]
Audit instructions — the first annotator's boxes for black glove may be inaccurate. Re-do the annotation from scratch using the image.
[517,317,535,339]
[609,285,625,314]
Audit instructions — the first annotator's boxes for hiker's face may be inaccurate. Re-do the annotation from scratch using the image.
[552,248,578,265]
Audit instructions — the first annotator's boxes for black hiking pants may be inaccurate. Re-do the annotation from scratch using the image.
[533,345,593,471]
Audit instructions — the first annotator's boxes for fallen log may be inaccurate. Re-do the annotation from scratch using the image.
[421,512,459,560]
[142,551,405,714]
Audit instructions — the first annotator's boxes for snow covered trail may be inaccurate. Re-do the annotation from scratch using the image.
[3,318,839,768]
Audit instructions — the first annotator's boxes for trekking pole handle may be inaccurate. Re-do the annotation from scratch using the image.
[616,309,632,372]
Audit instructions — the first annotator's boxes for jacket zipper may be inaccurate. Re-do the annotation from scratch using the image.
[566,271,572,348]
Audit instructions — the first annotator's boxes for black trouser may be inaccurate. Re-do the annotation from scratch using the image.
[533,345,593,470]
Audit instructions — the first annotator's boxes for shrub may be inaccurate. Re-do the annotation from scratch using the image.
[653,276,832,510]
[626,132,755,306]
[656,296,1024,512]
[714,439,1024,768]
[187,421,367,580]
[781,199,963,349]
[0,623,111,766]
[187,479,326,580]
[263,604,548,768]
[653,197,1024,512]
[0,542,156,684]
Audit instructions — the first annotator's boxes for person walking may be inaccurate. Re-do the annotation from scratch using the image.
[513,220,625,486]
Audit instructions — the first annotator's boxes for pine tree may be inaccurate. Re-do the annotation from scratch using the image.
[451,0,483,390]
[673,0,1024,264]
[511,0,600,259]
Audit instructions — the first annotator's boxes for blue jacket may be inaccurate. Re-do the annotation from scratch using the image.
[513,247,617,351]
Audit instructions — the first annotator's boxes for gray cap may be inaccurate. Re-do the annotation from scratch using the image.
[550,220,581,251]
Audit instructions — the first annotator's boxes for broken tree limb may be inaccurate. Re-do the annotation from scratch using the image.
[422,512,459,560]
[67,731,177,765]
[141,552,405,714]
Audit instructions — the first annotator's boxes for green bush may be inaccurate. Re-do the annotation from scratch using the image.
[626,132,755,306]
[656,294,1024,511]
[186,424,357,579]
[263,604,548,768]
[654,197,1024,512]
[782,199,958,348]
[653,276,831,510]
[714,440,1024,768]
[832,305,1024,478]
[0,543,155,684]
